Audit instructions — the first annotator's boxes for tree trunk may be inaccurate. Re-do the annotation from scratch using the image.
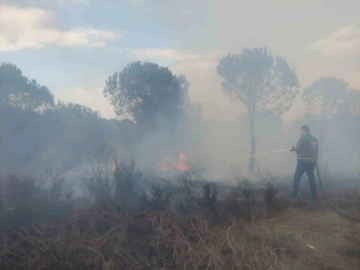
[318,118,325,167]
[248,112,256,173]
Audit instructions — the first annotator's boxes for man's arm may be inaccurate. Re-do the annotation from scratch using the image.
[295,137,305,154]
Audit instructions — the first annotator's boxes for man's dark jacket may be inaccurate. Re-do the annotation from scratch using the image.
[295,133,318,164]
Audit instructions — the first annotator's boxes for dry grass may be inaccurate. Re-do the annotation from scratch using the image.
[1,165,360,269]
[0,207,286,270]
[1,201,359,269]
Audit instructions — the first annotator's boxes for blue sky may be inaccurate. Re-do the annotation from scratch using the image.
[0,0,359,120]
[0,0,183,117]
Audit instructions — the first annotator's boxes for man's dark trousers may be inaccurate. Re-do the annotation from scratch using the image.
[292,161,317,201]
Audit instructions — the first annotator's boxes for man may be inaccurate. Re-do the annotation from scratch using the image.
[290,125,318,201]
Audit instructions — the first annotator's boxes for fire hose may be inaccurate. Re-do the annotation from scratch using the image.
[238,149,291,160]
[315,162,360,223]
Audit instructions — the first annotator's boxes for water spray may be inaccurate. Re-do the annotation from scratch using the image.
[239,148,291,160]
[250,148,291,157]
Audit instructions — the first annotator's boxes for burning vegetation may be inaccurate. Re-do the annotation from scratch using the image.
[157,152,189,172]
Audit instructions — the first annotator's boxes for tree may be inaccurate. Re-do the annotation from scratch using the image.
[0,63,54,111]
[104,61,189,129]
[303,77,350,120]
[45,102,111,167]
[217,47,299,172]
[303,77,351,162]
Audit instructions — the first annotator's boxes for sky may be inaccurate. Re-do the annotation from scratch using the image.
[0,0,359,122]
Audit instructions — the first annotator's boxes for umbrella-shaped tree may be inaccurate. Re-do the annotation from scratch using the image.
[217,47,299,172]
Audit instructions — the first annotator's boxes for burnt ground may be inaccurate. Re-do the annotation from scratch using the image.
[0,171,359,270]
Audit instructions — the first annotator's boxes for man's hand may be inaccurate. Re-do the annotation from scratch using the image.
[290,146,296,152]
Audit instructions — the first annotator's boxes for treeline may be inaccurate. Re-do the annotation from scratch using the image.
[0,64,141,175]
[0,62,200,175]
[0,47,359,175]
[0,102,140,173]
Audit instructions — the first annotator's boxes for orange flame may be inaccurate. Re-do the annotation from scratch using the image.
[111,159,120,172]
[175,152,189,171]
[157,152,189,171]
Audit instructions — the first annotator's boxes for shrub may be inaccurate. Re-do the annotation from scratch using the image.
[86,160,142,211]
[0,174,73,230]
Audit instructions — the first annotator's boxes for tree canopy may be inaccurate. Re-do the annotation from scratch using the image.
[104,61,189,128]
[217,47,299,116]
[303,76,351,120]
[0,63,54,111]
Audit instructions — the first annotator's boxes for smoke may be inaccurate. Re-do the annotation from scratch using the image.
[1,0,359,185]
[124,97,359,183]
[120,0,360,179]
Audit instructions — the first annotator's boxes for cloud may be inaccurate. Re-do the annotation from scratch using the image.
[1,0,90,6]
[309,24,360,57]
[0,5,119,52]
[127,48,221,72]
[129,48,200,63]
[128,48,226,67]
